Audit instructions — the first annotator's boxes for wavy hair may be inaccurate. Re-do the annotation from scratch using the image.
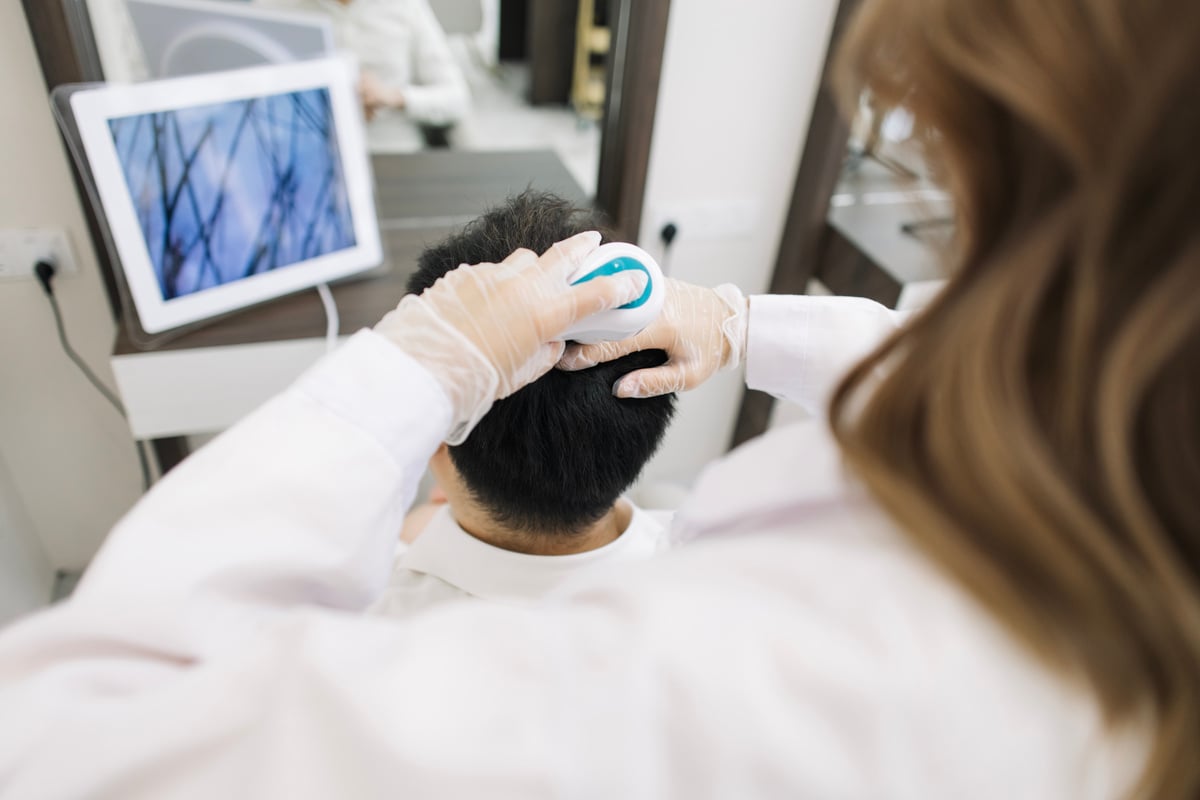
[831,1,1200,797]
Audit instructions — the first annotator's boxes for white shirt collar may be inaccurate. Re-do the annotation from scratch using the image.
[398,502,671,604]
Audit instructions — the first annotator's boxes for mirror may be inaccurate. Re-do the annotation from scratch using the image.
[29,0,666,326]
[81,0,618,197]
[830,95,952,291]
[26,0,666,474]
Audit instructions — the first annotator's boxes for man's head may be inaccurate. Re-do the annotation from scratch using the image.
[409,191,676,536]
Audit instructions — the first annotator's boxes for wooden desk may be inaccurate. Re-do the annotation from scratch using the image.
[112,150,586,466]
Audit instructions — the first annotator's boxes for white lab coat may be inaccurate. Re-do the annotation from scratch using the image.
[0,296,1145,799]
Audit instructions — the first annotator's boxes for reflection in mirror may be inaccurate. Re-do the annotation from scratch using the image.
[85,0,607,195]
[840,94,939,201]
[832,92,953,264]
[845,94,925,180]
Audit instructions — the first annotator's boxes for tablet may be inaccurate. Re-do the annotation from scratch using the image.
[71,57,382,334]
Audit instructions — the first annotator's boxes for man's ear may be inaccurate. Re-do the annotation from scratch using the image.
[429,444,454,483]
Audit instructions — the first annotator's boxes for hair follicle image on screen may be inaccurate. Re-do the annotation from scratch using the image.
[108,88,356,301]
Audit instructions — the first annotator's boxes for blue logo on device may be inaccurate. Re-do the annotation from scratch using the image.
[570,257,652,309]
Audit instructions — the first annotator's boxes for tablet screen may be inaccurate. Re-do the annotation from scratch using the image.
[70,57,381,335]
[108,88,356,301]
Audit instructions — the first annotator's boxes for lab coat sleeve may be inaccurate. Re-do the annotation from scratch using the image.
[401,0,470,125]
[745,294,908,415]
[46,330,450,660]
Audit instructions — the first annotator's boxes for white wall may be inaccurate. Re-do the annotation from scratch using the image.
[0,4,143,577]
[636,0,838,488]
[0,453,54,625]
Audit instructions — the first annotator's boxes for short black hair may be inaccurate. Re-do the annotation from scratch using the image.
[409,190,676,535]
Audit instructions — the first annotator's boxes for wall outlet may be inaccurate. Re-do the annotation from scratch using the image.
[649,198,760,243]
[0,228,78,281]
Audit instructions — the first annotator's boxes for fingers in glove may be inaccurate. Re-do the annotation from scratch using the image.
[612,363,690,399]
[496,341,568,400]
[544,270,648,339]
[575,270,648,314]
[558,332,651,371]
[500,247,539,269]
[526,341,568,385]
[543,230,602,278]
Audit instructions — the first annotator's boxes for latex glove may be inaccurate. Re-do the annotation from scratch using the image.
[376,231,648,444]
[557,279,748,398]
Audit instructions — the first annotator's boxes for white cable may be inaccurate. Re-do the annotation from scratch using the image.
[316,283,339,353]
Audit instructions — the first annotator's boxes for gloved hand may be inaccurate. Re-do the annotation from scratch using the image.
[376,231,648,444]
[557,278,748,398]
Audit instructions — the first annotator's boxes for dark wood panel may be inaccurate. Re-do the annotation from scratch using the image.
[150,437,191,475]
[815,223,903,307]
[21,0,103,87]
[594,0,670,241]
[498,0,529,61]
[527,0,577,105]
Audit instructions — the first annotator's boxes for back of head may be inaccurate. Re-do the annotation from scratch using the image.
[832,1,1200,797]
[409,191,676,535]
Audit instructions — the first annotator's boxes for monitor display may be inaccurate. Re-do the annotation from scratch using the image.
[108,88,356,301]
[69,57,382,335]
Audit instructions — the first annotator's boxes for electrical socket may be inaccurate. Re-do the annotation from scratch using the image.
[0,228,79,281]
[647,198,760,245]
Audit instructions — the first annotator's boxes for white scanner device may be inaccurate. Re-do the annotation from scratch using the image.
[559,242,665,344]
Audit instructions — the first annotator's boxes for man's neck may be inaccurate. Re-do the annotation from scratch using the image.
[453,500,632,556]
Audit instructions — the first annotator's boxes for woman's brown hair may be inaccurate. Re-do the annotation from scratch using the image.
[830,1,1200,797]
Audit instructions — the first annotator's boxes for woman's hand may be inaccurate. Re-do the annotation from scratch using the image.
[557,278,748,398]
[359,71,405,121]
[375,231,648,443]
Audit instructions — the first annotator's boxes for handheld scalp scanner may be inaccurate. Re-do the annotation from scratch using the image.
[559,243,665,344]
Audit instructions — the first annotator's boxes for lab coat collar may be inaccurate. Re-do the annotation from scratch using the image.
[399,502,669,604]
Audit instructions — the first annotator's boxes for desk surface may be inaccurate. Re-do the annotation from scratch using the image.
[114,150,587,354]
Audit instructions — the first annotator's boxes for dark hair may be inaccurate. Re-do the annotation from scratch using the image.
[409,191,676,535]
